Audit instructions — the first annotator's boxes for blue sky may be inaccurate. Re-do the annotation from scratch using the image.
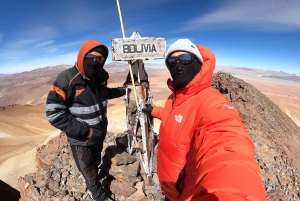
[0,0,300,75]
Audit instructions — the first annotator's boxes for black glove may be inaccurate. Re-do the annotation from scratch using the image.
[118,87,126,96]
[142,104,153,114]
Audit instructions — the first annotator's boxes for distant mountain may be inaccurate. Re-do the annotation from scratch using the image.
[12,65,72,79]
[262,75,300,82]
[0,65,72,106]
[215,66,300,82]
[1,63,299,106]
[0,73,13,78]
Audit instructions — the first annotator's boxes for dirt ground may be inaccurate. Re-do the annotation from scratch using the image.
[242,77,300,126]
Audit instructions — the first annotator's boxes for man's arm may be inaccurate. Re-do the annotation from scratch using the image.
[107,87,126,99]
[46,74,90,140]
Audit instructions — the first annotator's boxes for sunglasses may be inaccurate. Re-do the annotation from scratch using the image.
[167,53,196,68]
[85,53,105,63]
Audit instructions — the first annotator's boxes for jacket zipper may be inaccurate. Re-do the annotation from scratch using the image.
[172,92,176,110]
[95,86,104,128]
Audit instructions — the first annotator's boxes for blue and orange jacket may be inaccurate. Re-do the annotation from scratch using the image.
[151,45,266,200]
[46,40,124,146]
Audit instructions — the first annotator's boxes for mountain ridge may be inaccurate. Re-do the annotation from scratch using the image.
[1,63,299,106]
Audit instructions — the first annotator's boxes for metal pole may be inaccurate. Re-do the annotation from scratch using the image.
[115,0,140,110]
[116,0,125,38]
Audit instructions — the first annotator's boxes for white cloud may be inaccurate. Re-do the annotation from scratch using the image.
[181,0,300,32]
[1,25,57,51]
[0,38,83,63]
[34,40,55,48]
[17,25,57,41]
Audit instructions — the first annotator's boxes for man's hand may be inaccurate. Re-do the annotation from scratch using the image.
[142,104,153,114]
[86,128,93,143]
[118,87,126,96]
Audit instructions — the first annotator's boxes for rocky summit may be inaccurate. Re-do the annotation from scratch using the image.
[212,72,300,201]
[18,131,162,201]
[18,72,300,201]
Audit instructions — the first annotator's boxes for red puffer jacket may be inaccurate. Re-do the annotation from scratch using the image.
[151,45,266,201]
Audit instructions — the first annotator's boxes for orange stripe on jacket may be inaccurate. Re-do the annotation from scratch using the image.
[69,72,81,86]
[75,89,85,97]
[50,85,66,101]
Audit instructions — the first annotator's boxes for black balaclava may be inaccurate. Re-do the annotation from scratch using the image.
[83,47,107,79]
[169,57,201,89]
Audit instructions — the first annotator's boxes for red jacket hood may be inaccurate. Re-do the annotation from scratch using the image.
[76,40,109,75]
[167,45,216,105]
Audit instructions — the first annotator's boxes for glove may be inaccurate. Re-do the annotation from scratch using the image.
[142,104,153,114]
[118,87,126,96]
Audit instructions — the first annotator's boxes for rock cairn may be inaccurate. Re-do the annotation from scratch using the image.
[18,132,163,201]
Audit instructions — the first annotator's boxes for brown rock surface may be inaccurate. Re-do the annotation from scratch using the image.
[18,132,162,201]
[212,72,300,201]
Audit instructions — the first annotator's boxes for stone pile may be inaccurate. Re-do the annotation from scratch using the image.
[18,132,163,201]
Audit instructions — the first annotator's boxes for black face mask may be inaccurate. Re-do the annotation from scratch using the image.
[169,59,201,89]
[83,60,104,79]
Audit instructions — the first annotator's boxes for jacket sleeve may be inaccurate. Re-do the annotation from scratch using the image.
[98,69,125,99]
[191,96,266,201]
[151,94,174,120]
[107,87,126,99]
[151,106,164,120]
[46,73,90,140]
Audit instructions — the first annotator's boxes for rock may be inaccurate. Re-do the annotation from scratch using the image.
[47,178,59,192]
[110,180,137,197]
[110,160,140,177]
[212,72,300,200]
[34,177,46,188]
[117,134,128,147]
[113,174,142,187]
[105,145,136,165]
[133,142,143,152]
[127,182,146,200]
[61,171,69,179]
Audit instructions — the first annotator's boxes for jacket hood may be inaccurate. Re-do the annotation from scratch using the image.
[167,45,216,105]
[76,40,109,75]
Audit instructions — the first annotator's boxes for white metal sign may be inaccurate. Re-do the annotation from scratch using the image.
[111,37,166,61]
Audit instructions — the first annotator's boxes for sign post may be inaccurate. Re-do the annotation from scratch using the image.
[114,0,166,183]
[112,33,166,61]
[115,0,140,110]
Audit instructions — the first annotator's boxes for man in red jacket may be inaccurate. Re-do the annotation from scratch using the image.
[142,39,266,200]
